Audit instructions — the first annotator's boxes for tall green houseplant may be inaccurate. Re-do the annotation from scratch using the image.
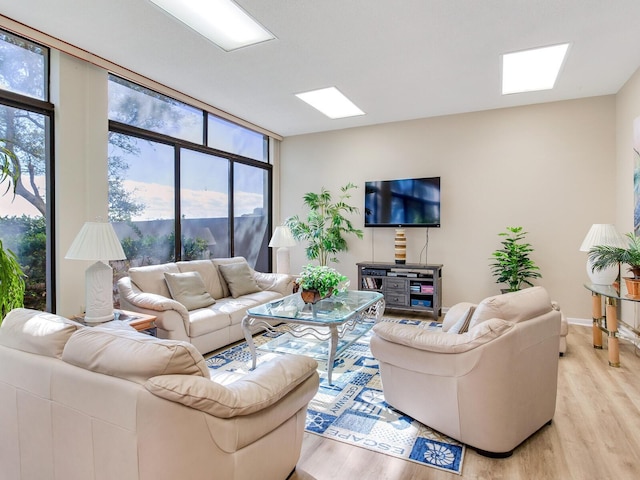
[1,144,26,321]
[286,183,363,266]
[0,238,26,321]
[490,226,541,292]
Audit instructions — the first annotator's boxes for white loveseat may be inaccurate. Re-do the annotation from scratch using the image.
[118,257,294,354]
[0,308,319,480]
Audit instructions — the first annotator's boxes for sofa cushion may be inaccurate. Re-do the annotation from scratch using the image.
[144,354,318,418]
[164,271,216,310]
[129,263,180,298]
[0,308,81,358]
[217,262,261,298]
[213,257,251,298]
[467,286,552,330]
[62,327,209,384]
[442,302,476,333]
[177,259,225,299]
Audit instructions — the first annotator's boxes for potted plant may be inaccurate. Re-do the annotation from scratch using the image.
[490,226,542,293]
[588,232,640,295]
[286,183,363,266]
[0,238,26,322]
[297,264,348,304]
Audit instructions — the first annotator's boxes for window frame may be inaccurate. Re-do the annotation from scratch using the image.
[0,30,55,312]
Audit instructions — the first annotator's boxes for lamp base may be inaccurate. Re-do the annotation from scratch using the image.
[276,247,291,274]
[586,259,618,285]
[84,261,115,323]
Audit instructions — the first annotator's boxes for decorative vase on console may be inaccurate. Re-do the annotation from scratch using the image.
[394,229,406,264]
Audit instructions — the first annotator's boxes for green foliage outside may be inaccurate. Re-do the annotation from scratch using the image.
[286,183,363,266]
[490,226,542,292]
[0,237,26,322]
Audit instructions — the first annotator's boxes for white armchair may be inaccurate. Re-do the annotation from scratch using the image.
[370,286,561,457]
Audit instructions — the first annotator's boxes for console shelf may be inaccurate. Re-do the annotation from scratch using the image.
[356,262,442,318]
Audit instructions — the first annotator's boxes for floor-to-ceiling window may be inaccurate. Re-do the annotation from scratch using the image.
[107,75,272,277]
[0,30,54,312]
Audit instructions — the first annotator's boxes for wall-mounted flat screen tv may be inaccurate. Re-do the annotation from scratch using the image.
[364,177,441,228]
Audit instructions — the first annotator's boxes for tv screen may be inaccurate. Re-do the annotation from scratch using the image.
[364,177,441,228]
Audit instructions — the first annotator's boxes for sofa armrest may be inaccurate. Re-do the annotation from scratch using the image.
[253,271,295,296]
[372,318,513,354]
[118,277,189,317]
[144,354,318,418]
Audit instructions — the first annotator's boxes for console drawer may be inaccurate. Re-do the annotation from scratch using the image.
[385,293,408,306]
[385,278,408,290]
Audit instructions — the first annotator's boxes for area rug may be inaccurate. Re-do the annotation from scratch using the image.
[205,318,465,475]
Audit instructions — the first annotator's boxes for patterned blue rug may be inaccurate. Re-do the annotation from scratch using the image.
[206,319,465,475]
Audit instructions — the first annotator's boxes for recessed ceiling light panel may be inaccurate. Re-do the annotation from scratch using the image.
[296,87,365,119]
[502,43,570,95]
[149,0,275,52]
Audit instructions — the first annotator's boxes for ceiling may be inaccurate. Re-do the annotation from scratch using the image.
[2,0,640,137]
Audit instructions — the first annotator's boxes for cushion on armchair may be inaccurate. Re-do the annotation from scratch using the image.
[145,354,318,417]
[467,286,552,330]
[62,327,210,384]
[372,318,514,354]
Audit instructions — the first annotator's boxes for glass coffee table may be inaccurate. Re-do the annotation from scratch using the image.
[242,290,385,384]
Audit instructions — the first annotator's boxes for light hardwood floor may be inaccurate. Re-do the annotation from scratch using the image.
[289,324,640,480]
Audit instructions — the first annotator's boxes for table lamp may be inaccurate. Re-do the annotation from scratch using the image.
[579,224,626,285]
[65,221,126,322]
[269,225,296,274]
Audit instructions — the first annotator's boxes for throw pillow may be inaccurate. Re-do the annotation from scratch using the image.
[217,262,261,298]
[448,305,475,334]
[164,271,216,310]
[441,302,476,332]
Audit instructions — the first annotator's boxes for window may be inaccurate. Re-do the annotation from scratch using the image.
[0,30,53,312]
[108,132,175,267]
[208,114,267,162]
[108,76,272,274]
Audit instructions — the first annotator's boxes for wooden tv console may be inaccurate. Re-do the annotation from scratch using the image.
[356,262,442,318]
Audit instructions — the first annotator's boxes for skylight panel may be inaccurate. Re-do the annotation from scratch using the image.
[296,87,365,119]
[502,43,569,95]
[149,0,275,52]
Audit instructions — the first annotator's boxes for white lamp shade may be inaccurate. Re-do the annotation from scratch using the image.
[579,224,626,251]
[65,222,126,261]
[269,226,296,248]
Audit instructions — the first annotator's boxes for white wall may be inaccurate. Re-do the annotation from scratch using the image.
[52,52,108,317]
[615,67,640,322]
[280,96,617,319]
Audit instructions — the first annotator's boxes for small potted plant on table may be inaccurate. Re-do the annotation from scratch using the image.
[588,232,640,297]
[297,264,348,304]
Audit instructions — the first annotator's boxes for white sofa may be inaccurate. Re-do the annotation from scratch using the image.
[370,287,561,457]
[118,257,294,354]
[0,308,319,480]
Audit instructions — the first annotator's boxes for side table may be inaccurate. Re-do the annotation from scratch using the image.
[585,283,640,367]
[72,309,157,335]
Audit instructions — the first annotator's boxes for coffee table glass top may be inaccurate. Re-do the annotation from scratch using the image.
[247,290,384,324]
